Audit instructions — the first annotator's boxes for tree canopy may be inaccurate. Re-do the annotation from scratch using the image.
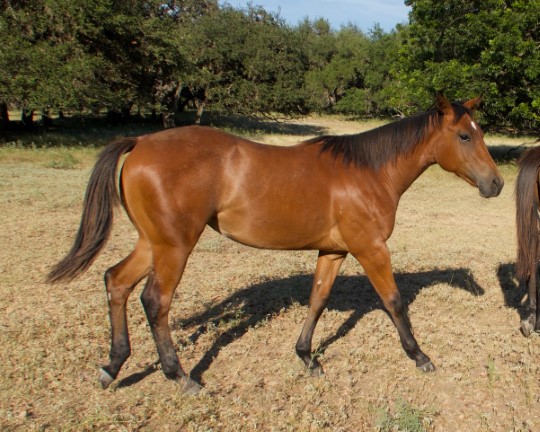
[1,0,539,132]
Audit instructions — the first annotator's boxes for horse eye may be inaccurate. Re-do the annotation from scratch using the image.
[459,133,471,142]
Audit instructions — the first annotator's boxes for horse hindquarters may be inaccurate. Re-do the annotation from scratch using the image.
[118,141,217,393]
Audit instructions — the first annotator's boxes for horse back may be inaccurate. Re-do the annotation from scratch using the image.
[119,126,357,251]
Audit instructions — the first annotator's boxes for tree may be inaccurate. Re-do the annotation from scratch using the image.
[477,1,540,130]
[184,4,308,121]
[0,0,193,128]
[333,25,405,117]
[1,1,134,124]
[401,0,540,131]
[2,0,538,133]
[303,24,370,113]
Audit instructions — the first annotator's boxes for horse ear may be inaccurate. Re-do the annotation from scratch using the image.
[463,95,483,114]
[435,92,452,115]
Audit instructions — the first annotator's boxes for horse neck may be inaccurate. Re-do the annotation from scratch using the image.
[381,136,436,200]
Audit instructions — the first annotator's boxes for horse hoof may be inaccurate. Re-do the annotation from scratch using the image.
[417,361,436,373]
[98,368,115,389]
[309,365,325,377]
[179,377,203,396]
[521,320,534,337]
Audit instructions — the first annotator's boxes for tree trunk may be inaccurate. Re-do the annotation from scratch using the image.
[21,108,34,128]
[194,99,205,125]
[0,102,9,130]
[121,103,133,121]
[156,80,183,128]
[162,112,176,129]
[42,109,53,127]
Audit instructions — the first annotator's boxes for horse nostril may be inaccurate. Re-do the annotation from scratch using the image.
[492,176,504,195]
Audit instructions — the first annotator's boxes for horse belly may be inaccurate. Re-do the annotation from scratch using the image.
[211,204,344,251]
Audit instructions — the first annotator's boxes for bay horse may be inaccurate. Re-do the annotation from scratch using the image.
[515,146,540,336]
[48,95,503,394]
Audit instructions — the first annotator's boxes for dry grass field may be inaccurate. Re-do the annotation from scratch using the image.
[1,116,539,431]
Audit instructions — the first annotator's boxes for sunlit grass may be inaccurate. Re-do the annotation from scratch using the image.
[0,145,98,168]
[376,399,438,432]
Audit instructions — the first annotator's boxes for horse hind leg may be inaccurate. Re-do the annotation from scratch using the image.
[534,268,540,333]
[99,240,152,389]
[140,243,202,395]
[521,267,539,336]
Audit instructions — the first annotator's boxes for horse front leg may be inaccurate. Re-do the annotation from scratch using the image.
[296,251,346,376]
[353,242,435,372]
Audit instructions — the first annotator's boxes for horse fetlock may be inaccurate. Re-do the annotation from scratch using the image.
[295,343,309,358]
[110,343,131,364]
[308,363,325,377]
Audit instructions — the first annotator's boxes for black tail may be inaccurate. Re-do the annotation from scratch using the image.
[515,147,540,282]
[48,138,137,283]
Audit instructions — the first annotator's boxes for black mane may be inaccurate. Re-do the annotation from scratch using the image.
[306,103,472,170]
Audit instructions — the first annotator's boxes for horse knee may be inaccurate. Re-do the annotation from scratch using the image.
[295,338,310,358]
[384,294,414,337]
[383,294,406,317]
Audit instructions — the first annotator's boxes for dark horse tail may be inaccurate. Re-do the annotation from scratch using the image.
[515,147,540,282]
[48,137,137,283]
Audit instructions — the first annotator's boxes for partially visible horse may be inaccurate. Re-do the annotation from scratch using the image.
[515,146,540,336]
[48,95,503,394]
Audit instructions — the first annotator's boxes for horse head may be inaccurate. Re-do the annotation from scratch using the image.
[433,94,504,198]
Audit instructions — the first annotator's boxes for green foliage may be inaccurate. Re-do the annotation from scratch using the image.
[186,4,308,117]
[45,151,79,169]
[1,0,191,125]
[1,0,539,132]
[376,399,437,432]
[402,0,540,131]
[1,1,133,112]
[304,24,370,113]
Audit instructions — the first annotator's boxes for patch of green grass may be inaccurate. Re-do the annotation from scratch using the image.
[45,152,80,170]
[486,356,499,386]
[0,145,98,167]
[376,399,438,432]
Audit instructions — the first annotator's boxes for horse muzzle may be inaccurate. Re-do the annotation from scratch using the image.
[478,175,504,198]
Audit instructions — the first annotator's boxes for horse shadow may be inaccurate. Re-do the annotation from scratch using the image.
[496,262,528,320]
[169,268,483,384]
[116,267,484,388]
[118,263,527,387]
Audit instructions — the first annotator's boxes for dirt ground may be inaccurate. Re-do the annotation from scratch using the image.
[1,116,539,431]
